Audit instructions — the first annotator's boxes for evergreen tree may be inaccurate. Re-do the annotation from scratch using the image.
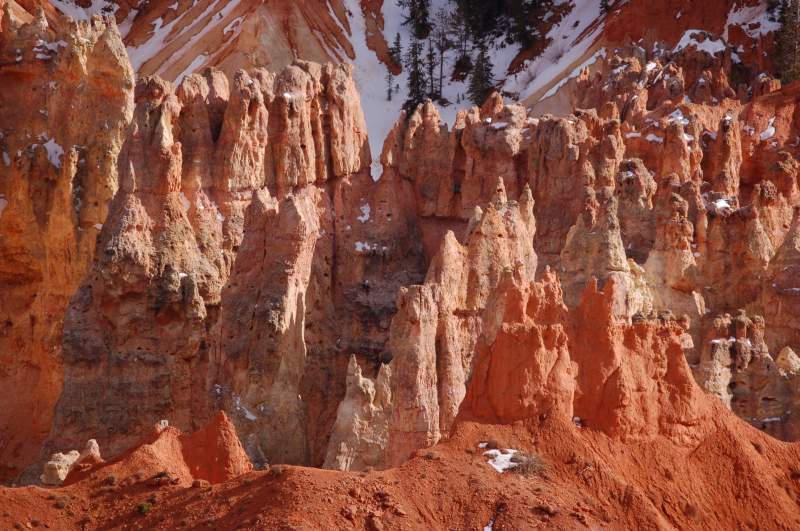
[448,6,472,73]
[776,0,800,83]
[454,0,553,47]
[431,7,452,96]
[404,38,427,112]
[389,32,403,69]
[399,0,432,39]
[425,38,437,98]
[468,45,494,105]
[386,72,394,101]
[600,0,611,15]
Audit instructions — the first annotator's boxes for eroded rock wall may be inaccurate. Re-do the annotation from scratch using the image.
[0,8,134,482]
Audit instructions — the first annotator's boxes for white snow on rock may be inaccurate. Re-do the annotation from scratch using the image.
[725,3,782,40]
[673,30,726,55]
[127,0,243,74]
[503,0,605,103]
[370,161,382,182]
[224,15,244,35]
[1,151,10,166]
[340,0,402,184]
[540,47,606,101]
[233,394,257,421]
[714,198,732,210]
[483,448,519,473]
[42,137,64,168]
[94,223,103,230]
[179,192,190,210]
[49,0,117,21]
[645,133,664,143]
[667,108,689,126]
[356,202,371,223]
[760,117,776,141]
[176,53,208,84]
[0,195,7,216]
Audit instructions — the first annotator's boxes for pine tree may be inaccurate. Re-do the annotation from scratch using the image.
[386,72,394,101]
[600,0,611,15]
[399,0,432,39]
[389,33,403,69]
[449,6,472,73]
[404,38,427,112]
[431,7,452,96]
[776,0,800,83]
[468,45,494,105]
[425,39,437,98]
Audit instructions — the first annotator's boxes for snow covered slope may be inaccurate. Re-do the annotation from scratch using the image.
[40,0,786,171]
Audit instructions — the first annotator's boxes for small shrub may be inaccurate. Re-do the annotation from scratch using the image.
[137,502,153,515]
[510,452,547,476]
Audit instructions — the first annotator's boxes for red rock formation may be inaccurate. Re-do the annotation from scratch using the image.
[459,268,574,425]
[0,8,134,482]
[7,1,800,515]
[63,411,251,487]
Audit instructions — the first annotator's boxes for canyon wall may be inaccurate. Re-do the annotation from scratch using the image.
[0,8,134,481]
[4,1,800,487]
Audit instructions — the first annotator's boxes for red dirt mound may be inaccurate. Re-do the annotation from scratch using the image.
[63,411,251,488]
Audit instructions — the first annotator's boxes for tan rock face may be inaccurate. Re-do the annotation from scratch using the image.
[36,54,391,473]
[0,10,134,482]
[322,180,538,469]
[323,355,391,471]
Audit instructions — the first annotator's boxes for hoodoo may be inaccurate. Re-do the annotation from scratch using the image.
[3,0,800,528]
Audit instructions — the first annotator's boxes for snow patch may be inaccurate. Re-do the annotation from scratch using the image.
[484,448,519,473]
[673,30,726,55]
[725,4,781,40]
[503,0,605,103]
[667,108,689,126]
[370,161,382,182]
[714,198,732,211]
[356,203,371,223]
[645,133,664,144]
[760,117,776,141]
[42,137,64,168]
[49,0,117,21]
[232,394,257,421]
[176,53,208,85]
